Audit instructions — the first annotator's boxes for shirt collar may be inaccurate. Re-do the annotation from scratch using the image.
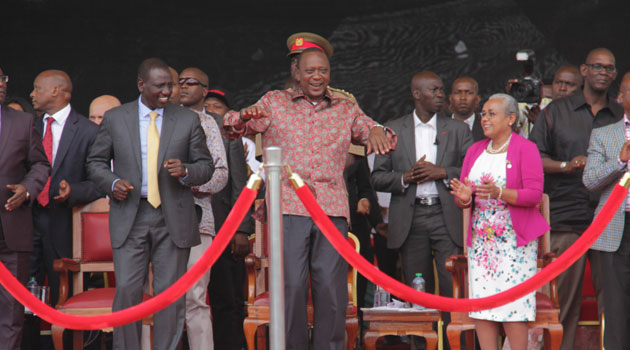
[289,86,334,103]
[138,96,164,118]
[413,110,437,129]
[569,88,617,113]
[44,103,71,124]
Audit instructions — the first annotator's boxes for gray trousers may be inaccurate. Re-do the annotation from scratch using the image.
[551,230,605,350]
[599,214,630,350]
[283,215,348,350]
[0,222,29,350]
[399,203,460,349]
[112,200,190,350]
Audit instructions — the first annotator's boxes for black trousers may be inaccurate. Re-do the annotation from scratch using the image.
[0,220,30,350]
[599,213,630,350]
[208,246,246,350]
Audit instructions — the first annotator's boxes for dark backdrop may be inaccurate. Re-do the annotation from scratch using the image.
[2,0,628,123]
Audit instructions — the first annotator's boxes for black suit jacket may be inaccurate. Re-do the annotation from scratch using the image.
[470,113,486,142]
[209,113,254,234]
[33,107,102,258]
[0,106,50,252]
[344,155,382,234]
[372,114,473,249]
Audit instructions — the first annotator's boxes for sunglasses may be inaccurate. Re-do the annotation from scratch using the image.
[178,77,207,88]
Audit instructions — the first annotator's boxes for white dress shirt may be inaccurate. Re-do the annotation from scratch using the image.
[452,113,475,132]
[413,110,439,198]
[42,103,71,165]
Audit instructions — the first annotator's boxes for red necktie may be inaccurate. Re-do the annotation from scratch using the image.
[37,117,55,207]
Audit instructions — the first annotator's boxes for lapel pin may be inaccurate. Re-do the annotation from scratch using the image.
[441,132,447,137]
[506,160,512,169]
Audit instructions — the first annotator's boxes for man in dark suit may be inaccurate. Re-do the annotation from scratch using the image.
[0,66,50,350]
[372,71,472,348]
[449,76,484,141]
[28,70,102,306]
[207,110,255,350]
[87,58,214,350]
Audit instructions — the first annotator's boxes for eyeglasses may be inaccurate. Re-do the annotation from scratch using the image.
[480,111,499,120]
[585,63,617,74]
[0,75,8,83]
[178,77,207,88]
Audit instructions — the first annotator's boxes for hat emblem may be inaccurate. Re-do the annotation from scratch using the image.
[296,37,304,47]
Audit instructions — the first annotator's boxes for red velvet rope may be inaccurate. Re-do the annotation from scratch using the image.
[0,187,257,330]
[294,183,627,312]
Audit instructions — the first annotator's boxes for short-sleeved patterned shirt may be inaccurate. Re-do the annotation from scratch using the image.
[224,87,394,220]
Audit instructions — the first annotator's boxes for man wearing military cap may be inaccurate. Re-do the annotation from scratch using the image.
[286,31,356,103]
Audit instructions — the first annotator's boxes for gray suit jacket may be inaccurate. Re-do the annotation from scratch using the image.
[87,101,214,249]
[583,118,626,252]
[371,113,473,249]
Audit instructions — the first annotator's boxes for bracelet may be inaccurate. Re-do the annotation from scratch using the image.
[458,196,472,207]
[498,186,503,200]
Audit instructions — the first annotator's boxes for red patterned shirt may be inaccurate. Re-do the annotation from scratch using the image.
[224,87,394,220]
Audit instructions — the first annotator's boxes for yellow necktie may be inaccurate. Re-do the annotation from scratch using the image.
[147,112,161,208]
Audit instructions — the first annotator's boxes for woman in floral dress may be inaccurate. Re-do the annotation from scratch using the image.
[451,93,550,350]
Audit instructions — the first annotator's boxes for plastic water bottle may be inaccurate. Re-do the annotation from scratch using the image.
[373,285,390,307]
[25,277,38,315]
[411,273,426,310]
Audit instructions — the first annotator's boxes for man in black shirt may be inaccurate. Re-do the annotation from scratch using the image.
[529,48,623,350]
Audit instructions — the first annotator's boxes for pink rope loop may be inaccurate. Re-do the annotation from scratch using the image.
[0,187,258,330]
[294,183,627,312]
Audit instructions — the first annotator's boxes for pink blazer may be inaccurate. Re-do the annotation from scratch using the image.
[460,132,550,247]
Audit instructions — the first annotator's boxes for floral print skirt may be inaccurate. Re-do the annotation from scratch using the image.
[468,199,538,322]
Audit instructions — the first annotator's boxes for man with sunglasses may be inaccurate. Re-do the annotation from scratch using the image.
[178,67,228,350]
[529,48,623,350]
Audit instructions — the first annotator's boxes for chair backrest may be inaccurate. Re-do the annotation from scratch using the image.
[71,198,111,294]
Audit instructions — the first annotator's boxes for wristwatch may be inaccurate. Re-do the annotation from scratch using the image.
[560,161,567,170]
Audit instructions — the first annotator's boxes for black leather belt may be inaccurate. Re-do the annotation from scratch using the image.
[415,197,440,206]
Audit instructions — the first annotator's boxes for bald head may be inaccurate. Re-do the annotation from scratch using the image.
[585,48,616,65]
[180,68,209,87]
[30,69,73,115]
[89,95,121,125]
[168,66,181,104]
[179,67,210,110]
[411,71,445,119]
[552,65,582,100]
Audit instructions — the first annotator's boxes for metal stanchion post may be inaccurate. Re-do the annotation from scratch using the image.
[264,146,285,350]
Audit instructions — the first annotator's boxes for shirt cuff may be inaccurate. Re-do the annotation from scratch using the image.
[111,178,120,193]
[401,175,409,189]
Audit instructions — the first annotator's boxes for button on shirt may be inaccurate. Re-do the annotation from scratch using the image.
[413,111,439,198]
[529,90,623,232]
[138,98,163,197]
[223,87,395,220]
[42,103,71,165]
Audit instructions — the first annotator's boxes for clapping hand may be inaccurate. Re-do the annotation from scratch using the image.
[450,177,473,205]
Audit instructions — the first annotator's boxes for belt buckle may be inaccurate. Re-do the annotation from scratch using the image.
[420,197,431,205]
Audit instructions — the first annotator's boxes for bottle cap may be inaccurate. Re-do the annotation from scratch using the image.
[416,273,422,277]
